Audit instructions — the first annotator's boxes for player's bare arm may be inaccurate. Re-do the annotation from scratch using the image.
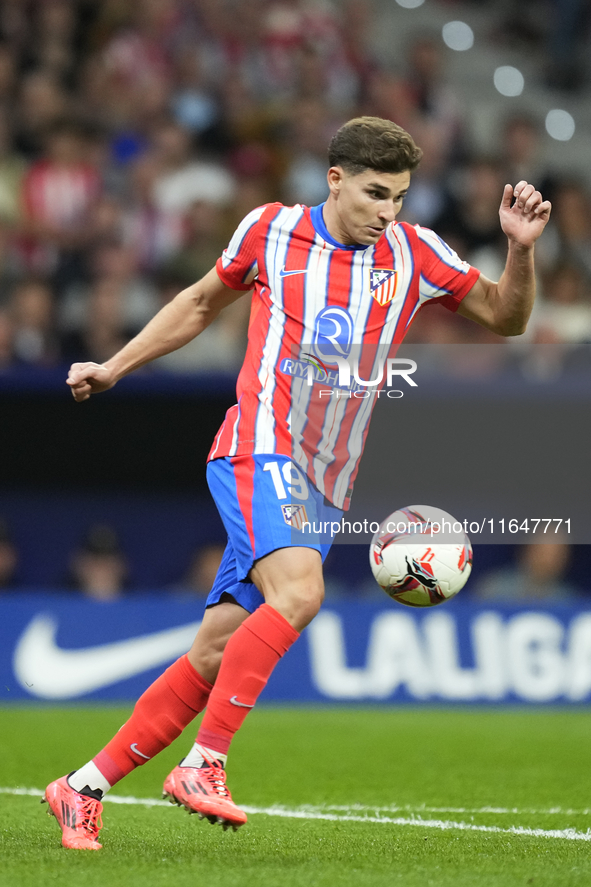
[66,268,250,402]
[457,180,552,336]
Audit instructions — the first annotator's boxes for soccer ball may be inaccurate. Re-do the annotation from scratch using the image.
[369,505,472,607]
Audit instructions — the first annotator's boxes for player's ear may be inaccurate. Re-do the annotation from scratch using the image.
[327,166,344,195]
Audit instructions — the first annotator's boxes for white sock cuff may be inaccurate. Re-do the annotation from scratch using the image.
[68,761,112,796]
[181,742,228,769]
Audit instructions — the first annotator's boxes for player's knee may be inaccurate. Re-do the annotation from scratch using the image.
[289,581,324,628]
[252,547,325,630]
[188,637,227,684]
[188,601,250,683]
[189,647,224,684]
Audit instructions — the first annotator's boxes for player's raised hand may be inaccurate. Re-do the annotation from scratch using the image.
[499,181,551,249]
[66,362,117,402]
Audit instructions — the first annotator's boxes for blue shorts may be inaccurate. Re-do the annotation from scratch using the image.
[205,454,343,613]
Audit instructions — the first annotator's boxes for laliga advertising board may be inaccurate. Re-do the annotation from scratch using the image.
[3,595,591,704]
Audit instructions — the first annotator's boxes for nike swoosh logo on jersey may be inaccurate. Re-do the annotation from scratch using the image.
[229,695,254,708]
[13,614,201,699]
[279,266,308,277]
[130,743,151,760]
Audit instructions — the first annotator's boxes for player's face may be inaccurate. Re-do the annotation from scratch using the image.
[326,168,411,246]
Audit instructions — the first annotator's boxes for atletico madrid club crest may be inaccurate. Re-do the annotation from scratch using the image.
[281,504,309,529]
[369,269,397,306]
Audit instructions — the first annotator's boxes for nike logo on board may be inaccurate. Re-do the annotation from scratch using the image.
[13,614,201,699]
[229,696,254,708]
[279,266,308,277]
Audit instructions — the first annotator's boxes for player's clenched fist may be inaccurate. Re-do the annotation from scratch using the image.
[66,362,116,401]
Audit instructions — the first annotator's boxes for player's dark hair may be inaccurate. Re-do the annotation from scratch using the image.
[328,116,422,175]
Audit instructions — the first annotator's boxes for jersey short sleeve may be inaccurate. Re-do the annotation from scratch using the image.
[415,225,480,311]
[215,204,269,291]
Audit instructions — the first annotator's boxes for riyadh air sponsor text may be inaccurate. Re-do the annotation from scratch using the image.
[280,356,417,396]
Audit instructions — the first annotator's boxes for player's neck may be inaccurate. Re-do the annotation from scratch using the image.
[321,198,356,247]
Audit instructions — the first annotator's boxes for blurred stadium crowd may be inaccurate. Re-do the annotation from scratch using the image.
[0,515,585,603]
[0,0,590,374]
[0,0,590,600]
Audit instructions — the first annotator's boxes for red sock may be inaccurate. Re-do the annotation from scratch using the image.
[197,603,299,755]
[94,654,212,786]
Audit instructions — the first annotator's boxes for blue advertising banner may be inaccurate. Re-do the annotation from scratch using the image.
[2,595,591,704]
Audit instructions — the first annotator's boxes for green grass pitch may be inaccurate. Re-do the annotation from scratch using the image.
[1,705,590,886]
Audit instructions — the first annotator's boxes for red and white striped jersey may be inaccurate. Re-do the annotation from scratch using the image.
[209,202,480,509]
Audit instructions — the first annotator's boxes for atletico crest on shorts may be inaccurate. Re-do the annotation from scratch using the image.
[369,269,397,306]
[281,504,309,529]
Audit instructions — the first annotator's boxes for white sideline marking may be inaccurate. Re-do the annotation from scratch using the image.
[4,788,589,818]
[307,803,591,816]
[2,787,590,842]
